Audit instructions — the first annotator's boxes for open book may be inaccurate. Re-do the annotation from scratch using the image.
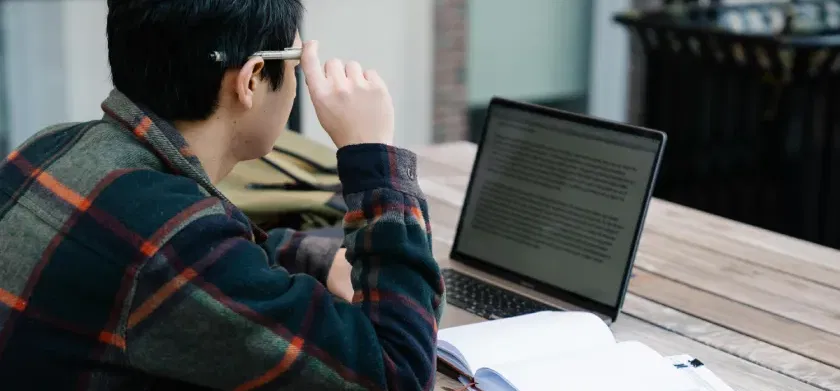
[437,311,733,391]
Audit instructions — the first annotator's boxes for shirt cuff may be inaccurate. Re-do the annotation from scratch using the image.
[294,235,343,285]
[266,230,343,286]
[336,143,423,199]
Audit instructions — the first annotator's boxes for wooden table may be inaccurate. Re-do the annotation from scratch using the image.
[418,142,840,391]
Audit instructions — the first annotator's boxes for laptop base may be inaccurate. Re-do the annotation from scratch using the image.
[443,269,559,320]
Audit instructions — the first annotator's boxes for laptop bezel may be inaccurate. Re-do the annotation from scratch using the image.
[448,96,667,322]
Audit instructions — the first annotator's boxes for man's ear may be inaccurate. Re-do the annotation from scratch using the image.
[235,57,265,110]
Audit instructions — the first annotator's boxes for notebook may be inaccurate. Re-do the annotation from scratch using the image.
[436,311,733,391]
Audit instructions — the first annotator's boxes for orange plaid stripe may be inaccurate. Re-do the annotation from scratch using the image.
[97,331,127,350]
[31,169,93,212]
[138,241,160,258]
[138,198,219,260]
[234,336,305,391]
[127,268,199,328]
[133,117,152,138]
[5,150,19,162]
[0,288,27,312]
[344,205,424,225]
[9,157,164,259]
[128,233,238,329]
[351,290,381,303]
[179,146,195,158]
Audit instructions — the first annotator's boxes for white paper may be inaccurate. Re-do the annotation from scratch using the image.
[475,341,698,391]
[668,355,735,391]
[436,311,615,375]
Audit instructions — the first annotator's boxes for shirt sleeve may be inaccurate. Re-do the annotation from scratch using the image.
[260,226,343,286]
[125,143,445,391]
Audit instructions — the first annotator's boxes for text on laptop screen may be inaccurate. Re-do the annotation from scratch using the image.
[454,105,661,308]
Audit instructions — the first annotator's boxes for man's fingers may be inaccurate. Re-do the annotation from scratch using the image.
[300,40,326,90]
[345,61,365,84]
[324,58,346,81]
[364,69,385,88]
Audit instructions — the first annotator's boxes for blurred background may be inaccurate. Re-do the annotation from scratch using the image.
[0,0,772,149]
[5,0,840,252]
[0,0,664,151]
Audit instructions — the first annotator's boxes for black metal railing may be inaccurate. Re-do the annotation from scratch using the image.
[616,0,840,250]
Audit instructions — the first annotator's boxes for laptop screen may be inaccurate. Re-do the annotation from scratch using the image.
[452,101,663,309]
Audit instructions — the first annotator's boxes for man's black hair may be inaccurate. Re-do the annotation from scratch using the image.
[106,0,303,121]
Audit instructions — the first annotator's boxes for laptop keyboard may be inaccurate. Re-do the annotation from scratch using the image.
[442,269,558,319]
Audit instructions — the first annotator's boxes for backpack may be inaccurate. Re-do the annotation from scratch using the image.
[217,131,347,232]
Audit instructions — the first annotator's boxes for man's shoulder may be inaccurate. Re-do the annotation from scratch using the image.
[1,163,235,266]
[3,119,165,187]
[0,120,236,260]
[76,168,233,244]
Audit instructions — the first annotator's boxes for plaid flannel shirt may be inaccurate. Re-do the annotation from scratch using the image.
[0,89,444,390]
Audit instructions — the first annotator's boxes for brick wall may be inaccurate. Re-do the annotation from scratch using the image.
[432,0,469,143]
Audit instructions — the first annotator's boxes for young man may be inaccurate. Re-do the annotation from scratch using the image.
[0,1,443,390]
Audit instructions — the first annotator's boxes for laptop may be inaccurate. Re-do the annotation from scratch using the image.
[440,97,666,326]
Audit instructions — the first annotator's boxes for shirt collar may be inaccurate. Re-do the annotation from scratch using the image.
[100,88,266,242]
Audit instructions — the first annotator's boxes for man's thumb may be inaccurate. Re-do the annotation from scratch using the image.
[300,40,326,89]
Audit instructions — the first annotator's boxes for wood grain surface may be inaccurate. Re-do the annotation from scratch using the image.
[418,143,840,391]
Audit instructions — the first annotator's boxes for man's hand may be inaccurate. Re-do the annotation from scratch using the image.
[300,40,395,148]
[326,248,354,302]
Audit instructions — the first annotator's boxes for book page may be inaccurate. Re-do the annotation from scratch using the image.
[668,355,735,391]
[437,311,614,375]
[474,341,698,391]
